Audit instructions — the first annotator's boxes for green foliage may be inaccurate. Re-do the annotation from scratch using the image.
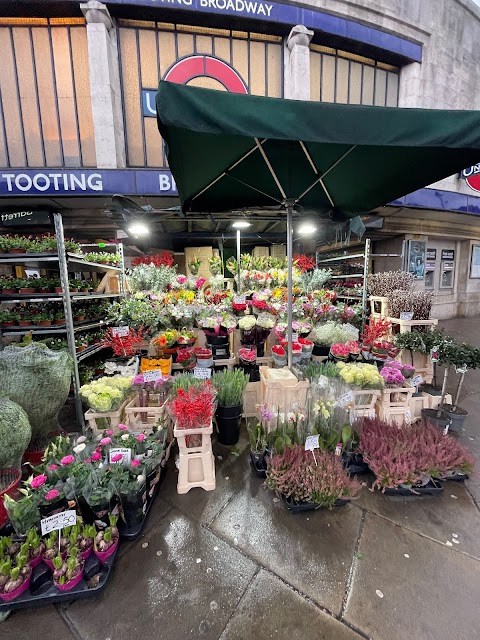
[0,398,31,468]
[212,369,249,407]
[127,263,176,293]
[300,269,332,294]
[311,321,358,346]
[171,373,205,394]
[300,361,339,382]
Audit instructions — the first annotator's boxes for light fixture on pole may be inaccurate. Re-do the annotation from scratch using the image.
[232,220,251,293]
[128,223,150,236]
[297,222,317,236]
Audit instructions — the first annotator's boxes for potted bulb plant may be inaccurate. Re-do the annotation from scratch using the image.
[94,514,119,564]
[212,369,249,445]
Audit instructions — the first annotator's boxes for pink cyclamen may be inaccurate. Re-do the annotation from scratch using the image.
[60,455,75,466]
[31,475,47,490]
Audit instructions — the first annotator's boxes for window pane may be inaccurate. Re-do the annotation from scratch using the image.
[374,68,387,106]
[349,61,362,104]
[386,71,399,106]
[321,54,335,102]
[362,65,374,105]
[336,57,349,103]
[70,27,96,166]
[0,27,26,166]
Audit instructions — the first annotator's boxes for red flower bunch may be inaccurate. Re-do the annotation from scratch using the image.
[101,326,144,356]
[330,342,350,358]
[131,251,174,267]
[171,383,216,430]
[232,302,247,313]
[346,340,360,354]
[205,290,230,305]
[194,347,213,359]
[249,299,268,311]
[361,317,391,346]
[239,347,256,363]
[176,347,196,369]
[293,254,315,273]
[272,345,286,356]
[298,338,313,347]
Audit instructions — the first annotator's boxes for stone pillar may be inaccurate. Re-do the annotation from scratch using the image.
[80,1,126,168]
[285,25,313,100]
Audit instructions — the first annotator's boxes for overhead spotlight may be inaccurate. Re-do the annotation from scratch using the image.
[128,223,150,236]
[232,220,251,229]
[297,223,317,236]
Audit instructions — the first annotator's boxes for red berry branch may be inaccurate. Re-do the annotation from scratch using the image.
[101,326,145,356]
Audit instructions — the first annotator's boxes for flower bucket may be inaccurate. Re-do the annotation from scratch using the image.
[39,496,68,518]
[215,404,243,446]
[0,574,31,602]
[312,344,330,357]
[56,568,84,592]
[94,538,119,564]
[81,546,93,562]
[120,486,147,528]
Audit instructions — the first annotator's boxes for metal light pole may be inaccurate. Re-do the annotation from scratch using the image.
[286,204,294,369]
[236,229,241,293]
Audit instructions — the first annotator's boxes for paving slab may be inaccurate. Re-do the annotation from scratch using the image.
[355,480,480,559]
[210,473,362,615]
[118,494,173,557]
[344,513,480,640]
[220,569,363,640]
[162,444,251,526]
[1,605,76,640]
[65,508,258,640]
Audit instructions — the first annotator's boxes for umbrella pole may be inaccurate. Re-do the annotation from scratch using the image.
[287,204,293,369]
[236,229,241,294]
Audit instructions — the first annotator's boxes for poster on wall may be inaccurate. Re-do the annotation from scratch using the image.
[441,249,455,261]
[470,245,480,279]
[426,248,436,261]
[407,240,426,279]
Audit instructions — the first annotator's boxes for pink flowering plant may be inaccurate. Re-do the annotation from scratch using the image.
[380,365,406,387]
[266,445,360,508]
[356,417,475,490]
[330,342,350,359]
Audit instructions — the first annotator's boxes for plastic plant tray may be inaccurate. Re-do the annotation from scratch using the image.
[118,466,167,541]
[383,479,444,497]
[0,547,118,612]
[283,496,349,513]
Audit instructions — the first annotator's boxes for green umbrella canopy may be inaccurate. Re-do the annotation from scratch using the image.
[156,81,480,216]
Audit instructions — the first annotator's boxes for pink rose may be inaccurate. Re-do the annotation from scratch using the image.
[45,489,60,501]
[111,454,123,462]
[136,434,146,442]
[118,424,129,432]
[48,464,59,471]
[105,429,113,436]
[31,475,47,490]
[100,437,111,446]
[60,455,75,466]
[131,459,141,467]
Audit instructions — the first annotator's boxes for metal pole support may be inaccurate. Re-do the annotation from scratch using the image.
[286,206,293,369]
[236,229,241,294]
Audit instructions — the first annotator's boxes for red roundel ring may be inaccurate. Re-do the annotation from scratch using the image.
[164,55,247,94]
[465,173,480,192]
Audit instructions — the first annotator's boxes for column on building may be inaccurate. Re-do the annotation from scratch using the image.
[80,0,126,168]
[285,25,314,101]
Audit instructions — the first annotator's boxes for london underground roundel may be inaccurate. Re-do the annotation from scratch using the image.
[465,173,480,192]
[163,55,247,94]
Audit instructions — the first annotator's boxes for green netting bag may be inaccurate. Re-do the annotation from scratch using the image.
[0,343,73,439]
[0,398,31,469]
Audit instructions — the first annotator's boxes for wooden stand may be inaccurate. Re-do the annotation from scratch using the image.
[243,381,261,418]
[409,393,430,421]
[388,317,438,334]
[376,384,414,425]
[424,392,452,410]
[174,424,216,494]
[351,389,381,419]
[369,296,390,318]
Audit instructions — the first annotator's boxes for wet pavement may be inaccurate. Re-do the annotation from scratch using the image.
[3,316,480,640]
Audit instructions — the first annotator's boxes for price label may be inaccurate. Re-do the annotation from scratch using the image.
[305,435,320,451]
[291,333,299,342]
[455,364,468,374]
[404,409,412,425]
[109,448,132,465]
[443,423,450,435]
[41,510,77,536]
[194,367,212,379]
[111,326,129,337]
[336,391,354,408]
[143,369,163,382]
[400,312,414,321]
[430,346,439,362]
[335,443,342,456]
[234,295,246,305]
[411,374,423,388]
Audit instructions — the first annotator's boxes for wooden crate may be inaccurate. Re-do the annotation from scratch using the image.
[84,396,131,435]
[397,350,433,385]
[425,392,452,410]
[124,394,166,432]
[376,404,411,426]
[259,366,309,412]
[243,381,261,418]
[378,385,414,408]
[369,296,389,318]
[388,317,438,334]
[409,394,430,420]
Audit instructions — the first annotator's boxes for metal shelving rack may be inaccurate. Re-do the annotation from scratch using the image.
[316,238,404,331]
[0,212,125,428]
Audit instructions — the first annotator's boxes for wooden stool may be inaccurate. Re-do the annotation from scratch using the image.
[173,424,216,494]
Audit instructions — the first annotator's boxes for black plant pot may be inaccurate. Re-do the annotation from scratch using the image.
[206,334,229,346]
[39,496,68,518]
[238,362,260,382]
[210,343,230,360]
[86,496,119,529]
[146,464,161,500]
[312,344,330,357]
[283,495,349,513]
[421,408,450,430]
[249,450,267,477]
[216,404,243,445]
[120,487,147,529]
[342,451,369,475]
[440,404,468,432]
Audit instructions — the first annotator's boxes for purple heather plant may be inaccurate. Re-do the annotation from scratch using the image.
[355,417,475,490]
[266,445,360,508]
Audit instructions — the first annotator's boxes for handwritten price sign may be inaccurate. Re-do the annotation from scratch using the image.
[143,369,163,382]
[234,295,246,305]
[111,326,129,337]
[109,448,132,465]
[194,367,212,379]
[305,435,320,451]
[41,510,77,536]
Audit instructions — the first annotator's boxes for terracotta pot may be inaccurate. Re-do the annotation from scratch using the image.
[70,288,78,292]
[9,249,25,254]
[38,320,52,327]
[1,288,16,294]
[19,288,35,294]
[76,346,86,352]
[18,320,32,326]
[1,321,15,327]
[55,287,63,293]
[54,319,66,325]
[74,316,86,322]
